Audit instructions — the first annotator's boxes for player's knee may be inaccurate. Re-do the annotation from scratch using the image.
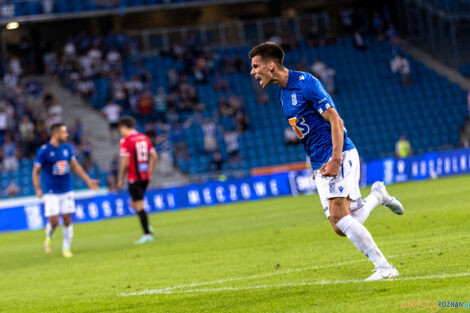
[49,217,59,228]
[332,225,346,237]
[329,212,343,225]
[63,218,71,227]
[328,215,346,237]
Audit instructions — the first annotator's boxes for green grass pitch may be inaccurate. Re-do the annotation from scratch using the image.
[1,175,469,313]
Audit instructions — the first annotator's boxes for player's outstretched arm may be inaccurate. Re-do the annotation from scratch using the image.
[117,156,129,190]
[70,159,99,191]
[148,151,158,182]
[32,164,43,198]
[320,107,344,177]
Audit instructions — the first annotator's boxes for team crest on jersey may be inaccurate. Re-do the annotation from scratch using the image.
[53,160,70,176]
[63,149,69,157]
[329,184,335,193]
[291,93,297,106]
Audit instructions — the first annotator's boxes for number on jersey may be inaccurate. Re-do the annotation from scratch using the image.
[136,141,148,162]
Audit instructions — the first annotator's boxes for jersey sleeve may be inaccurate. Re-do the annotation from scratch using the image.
[303,75,335,115]
[34,146,46,167]
[120,138,130,157]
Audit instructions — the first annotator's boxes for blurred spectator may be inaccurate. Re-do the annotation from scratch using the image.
[5,181,20,198]
[76,78,95,101]
[155,131,174,174]
[19,116,35,158]
[268,34,282,45]
[340,8,354,33]
[295,58,309,72]
[307,25,325,47]
[209,150,223,172]
[391,55,412,86]
[280,32,298,51]
[223,130,241,164]
[106,48,122,67]
[233,54,247,73]
[390,36,402,57]
[201,117,218,154]
[64,40,76,61]
[353,31,366,50]
[79,137,95,173]
[101,100,121,143]
[9,56,23,78]
[1,134,19,173]
[71,118,83,145]
[194,57,208,84]
[221,55,235,74]
[310,60,336,94]
[395,135,412,158]
[386,24,398,42]
[138,90,154,123]
[0,104,7,138]
[107,155,119,192]
[373,12,385,40]
[46,96,63,128]
[158,117,193,164]
[154,87,168,122]
[284,126,299,145]
[3,70,19,89]
[213,73,230,91]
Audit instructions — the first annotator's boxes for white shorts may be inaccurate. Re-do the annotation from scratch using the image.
[43,191,76,218]
[314,148,363,219]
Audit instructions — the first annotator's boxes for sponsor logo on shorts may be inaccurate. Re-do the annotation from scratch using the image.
[338,186,344,193]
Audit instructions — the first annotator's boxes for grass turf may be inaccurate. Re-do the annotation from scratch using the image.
[1,175,469,312]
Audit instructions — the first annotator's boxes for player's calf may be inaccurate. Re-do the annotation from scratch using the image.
[328,197,351,237]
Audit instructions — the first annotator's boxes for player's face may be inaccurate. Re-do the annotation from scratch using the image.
[250,55,274,89]
[119,126,127,137]
[57,126,69,143]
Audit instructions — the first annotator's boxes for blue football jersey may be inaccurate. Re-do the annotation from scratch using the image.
[34,142,75,194]
[279,70,355,169]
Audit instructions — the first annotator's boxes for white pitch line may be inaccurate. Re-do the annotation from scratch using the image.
[120,272,470,296]
[118,248,450,296]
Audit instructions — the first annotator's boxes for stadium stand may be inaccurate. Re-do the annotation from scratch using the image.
[0,0,251,18]
[54,34,468,177]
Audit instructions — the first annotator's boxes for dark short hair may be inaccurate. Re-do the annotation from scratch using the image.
[50,123,66,134]
[118,116,136,129]
[248,41,285,65]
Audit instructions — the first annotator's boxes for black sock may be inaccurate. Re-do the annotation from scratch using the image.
[137,210,150,235]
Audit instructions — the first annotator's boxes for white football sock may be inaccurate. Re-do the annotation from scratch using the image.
[45,222,57,239]
[62,225,74,251]
[351,191,382,224]
[336,215,389,268]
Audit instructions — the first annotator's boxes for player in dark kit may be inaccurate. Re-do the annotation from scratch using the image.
[117,116,158,244]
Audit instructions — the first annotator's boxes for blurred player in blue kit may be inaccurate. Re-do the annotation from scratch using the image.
[249,42,404,281]
[32,123,99,258]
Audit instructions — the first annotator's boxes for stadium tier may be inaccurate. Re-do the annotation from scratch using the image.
[0,0,244,18]
[82,37,467,175]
